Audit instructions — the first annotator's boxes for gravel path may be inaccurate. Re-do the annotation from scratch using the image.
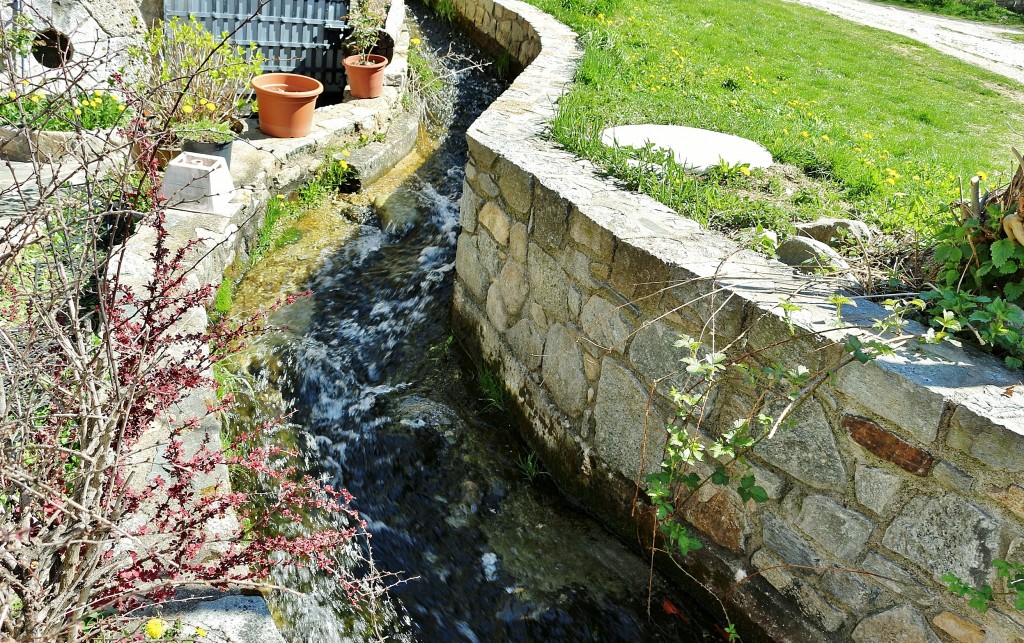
[783,0,1024,85]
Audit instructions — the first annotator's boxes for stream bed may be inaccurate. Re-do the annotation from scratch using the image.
[224,5,724,641]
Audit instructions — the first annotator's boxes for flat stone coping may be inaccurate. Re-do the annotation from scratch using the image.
[600,124,774,173]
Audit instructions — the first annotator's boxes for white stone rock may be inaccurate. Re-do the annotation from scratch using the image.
[600,124,773,174]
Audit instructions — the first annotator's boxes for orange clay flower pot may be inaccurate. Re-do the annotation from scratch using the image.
[342,54,388,100]
[250,73,324,138]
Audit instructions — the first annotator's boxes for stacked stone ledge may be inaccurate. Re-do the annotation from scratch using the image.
[448,0,1024,640]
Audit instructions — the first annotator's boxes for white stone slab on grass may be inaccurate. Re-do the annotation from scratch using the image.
[600,124,773,174]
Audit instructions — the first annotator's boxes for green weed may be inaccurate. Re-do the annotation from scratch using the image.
[870,0,1024,25]
[476,364,509,412]
[494,51,512,79]
[515,451,550,482]
[428,335,454,364]
[213,277,234,315]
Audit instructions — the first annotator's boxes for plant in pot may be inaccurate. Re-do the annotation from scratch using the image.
[174,115,235,167]
[129,16,262,168]
[342,0,389,100]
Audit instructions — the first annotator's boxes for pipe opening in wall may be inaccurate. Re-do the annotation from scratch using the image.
[32,29,73,68]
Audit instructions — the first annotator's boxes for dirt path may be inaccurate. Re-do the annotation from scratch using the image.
[783,0,1024,85]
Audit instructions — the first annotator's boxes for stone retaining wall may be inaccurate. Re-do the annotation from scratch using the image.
[449,1,1024,641]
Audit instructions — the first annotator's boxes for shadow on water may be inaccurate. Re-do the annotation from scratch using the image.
[226,3,726,641]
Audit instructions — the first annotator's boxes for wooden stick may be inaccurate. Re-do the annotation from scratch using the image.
[1011,146,1024,168]
[971,175,982,220]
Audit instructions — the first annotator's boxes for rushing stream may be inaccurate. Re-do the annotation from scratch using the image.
[226,5,724,641]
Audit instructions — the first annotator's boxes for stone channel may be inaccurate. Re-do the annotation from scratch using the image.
[447,0,1024,641]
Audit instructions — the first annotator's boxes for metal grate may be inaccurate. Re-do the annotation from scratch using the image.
[164,0,349,89]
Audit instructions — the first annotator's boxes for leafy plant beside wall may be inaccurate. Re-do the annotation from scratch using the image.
[925,156,1024,368]
[129,15,263,141]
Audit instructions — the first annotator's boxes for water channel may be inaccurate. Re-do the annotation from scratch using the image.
[225,6,723,641]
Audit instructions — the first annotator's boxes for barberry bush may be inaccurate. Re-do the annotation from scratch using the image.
[0,12,371,642]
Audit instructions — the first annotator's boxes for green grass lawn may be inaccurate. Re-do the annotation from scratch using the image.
[868,0,1024,26]
[526,0,1024,239]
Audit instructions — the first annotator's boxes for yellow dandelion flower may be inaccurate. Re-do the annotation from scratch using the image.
[20,79,29,86]
[739,165,751,176]
[199,98,208,105]
[342,149,350,157]
[410,38,421,46]
[913,175,921,181]
[801,131,809,138]
[730,99,738,105]
[144,618,168,639]
[782,128,788,135]
[821,135,830,142]
[276,194,285,199]
[30,95,39,103]
[196,627,207,637]
[863,132,873,139]
[976,171,988,181]
[117,104,126,111]
[182,104,193,114]
[6,91,15,100]
[74,108,82,116]
[885,177,895,185]
[597,13,604,19]
[205,102,216,111]
[854,147,862,153]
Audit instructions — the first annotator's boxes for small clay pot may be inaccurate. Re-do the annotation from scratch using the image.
[251,73,324,138]
[342,54,389,100]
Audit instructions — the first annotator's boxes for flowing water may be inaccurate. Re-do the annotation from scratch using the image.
[226,6,724,641]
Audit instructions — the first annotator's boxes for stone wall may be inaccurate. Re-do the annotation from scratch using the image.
[4,0,145,85]
[448,0,1024,641]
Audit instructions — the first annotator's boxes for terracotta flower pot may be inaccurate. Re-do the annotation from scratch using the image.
[251,73,324,138]
[342,54,389,100]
